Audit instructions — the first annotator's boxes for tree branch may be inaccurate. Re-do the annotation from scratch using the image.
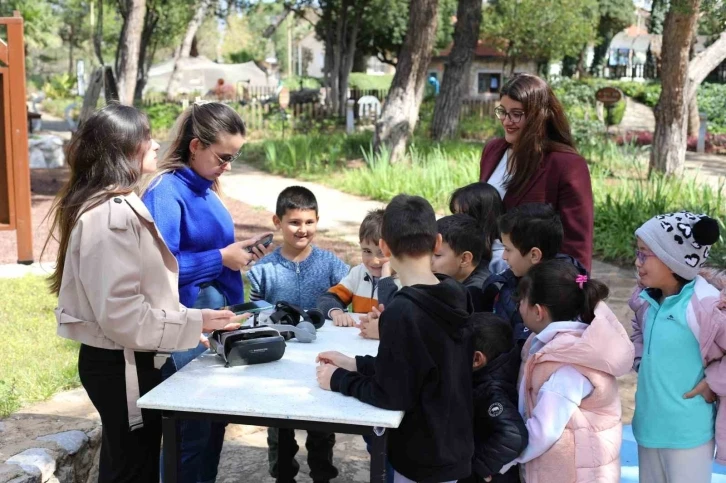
[687,29,726,98]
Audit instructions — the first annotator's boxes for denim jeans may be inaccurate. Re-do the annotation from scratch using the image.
[161,284,227,483]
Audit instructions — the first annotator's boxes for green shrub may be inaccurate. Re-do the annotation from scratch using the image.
[41,97,81,119]
[142,103,184,138]
[698,83,726,134]
[348,73,393,90]
[42,73,77,99]
[282,76,323,90]
[605,100,626,126]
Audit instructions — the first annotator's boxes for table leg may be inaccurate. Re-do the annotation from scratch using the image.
[162,413,180,483]
[369,430,388,483]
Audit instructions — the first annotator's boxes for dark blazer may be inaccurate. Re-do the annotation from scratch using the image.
[479,138,594,271]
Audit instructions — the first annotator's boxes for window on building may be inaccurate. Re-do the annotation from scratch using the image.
[477,72,502,94]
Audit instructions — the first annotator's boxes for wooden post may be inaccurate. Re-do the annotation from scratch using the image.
[3,13,33,264]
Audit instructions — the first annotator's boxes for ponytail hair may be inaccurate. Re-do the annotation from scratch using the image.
[517,260,609,324]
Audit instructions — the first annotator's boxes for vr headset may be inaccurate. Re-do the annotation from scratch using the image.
[209,301,326,366]
[208,326,286,367]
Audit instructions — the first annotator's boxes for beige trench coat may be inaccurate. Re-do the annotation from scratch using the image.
[55,192,203,429]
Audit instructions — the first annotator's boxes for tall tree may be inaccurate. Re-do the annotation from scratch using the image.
[430,0,483,140]
[589,0,635,75]
[166,0,210,98]
[116,0,147,104]
[651,0,701,175]
[373,0,440,163]
[480,0,599,73]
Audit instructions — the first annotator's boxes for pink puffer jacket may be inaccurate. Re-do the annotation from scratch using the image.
[630,268,726,464]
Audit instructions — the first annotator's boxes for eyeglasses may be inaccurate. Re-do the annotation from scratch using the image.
[635,249,656,264]
[208,147,243,167]
[494,106,525,123]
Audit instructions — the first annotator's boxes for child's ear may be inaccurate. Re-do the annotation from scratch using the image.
[433,233,443,253]
[529,247,543,265]
[534,303,547,322]
[272,215,281,229]
[473,351,487,370]
[460,251,474,267]
[379,239,392,258]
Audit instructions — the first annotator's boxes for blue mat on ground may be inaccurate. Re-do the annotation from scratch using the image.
[620,425,726,481]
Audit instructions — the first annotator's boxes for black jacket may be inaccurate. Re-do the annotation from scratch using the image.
[463,263,492,292]
[330,275,475,483]
[476,253,588,342]
[459,346,528,483]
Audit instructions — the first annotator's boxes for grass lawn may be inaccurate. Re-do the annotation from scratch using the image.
[0,275,79,417]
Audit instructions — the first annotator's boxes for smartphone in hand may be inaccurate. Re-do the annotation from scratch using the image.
[246,233,274,253]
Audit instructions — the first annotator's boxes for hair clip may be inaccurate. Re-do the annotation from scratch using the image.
[575,274,588,289]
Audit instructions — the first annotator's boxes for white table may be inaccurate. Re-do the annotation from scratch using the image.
[138,318,403,483]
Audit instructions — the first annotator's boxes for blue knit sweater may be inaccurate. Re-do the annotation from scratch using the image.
[142,167,243,307]
[248,246,349,310]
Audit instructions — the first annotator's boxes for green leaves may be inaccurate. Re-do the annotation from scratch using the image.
[480,0,599,63]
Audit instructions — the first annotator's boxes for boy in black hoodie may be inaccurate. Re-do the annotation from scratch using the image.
[316,194,475,483]
[459,314,527,483]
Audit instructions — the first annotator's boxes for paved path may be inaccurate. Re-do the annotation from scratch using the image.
[220,164,385,245]
[618,96,726,192]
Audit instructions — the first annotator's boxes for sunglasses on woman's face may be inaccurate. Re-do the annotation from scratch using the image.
[209,147,243,167]
[494,106,525,123]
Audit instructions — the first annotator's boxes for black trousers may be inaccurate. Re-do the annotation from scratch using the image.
[267,427,338,483]
[79,344,162,483]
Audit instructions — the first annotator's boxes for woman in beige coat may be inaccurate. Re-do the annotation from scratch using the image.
[44,104,244,483]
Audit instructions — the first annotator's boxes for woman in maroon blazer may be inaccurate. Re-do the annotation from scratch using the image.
[479,74,594,271]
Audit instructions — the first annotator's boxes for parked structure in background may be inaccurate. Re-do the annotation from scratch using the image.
[428,40,538,100]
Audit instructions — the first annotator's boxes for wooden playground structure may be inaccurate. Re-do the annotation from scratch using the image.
[0,12,32,264]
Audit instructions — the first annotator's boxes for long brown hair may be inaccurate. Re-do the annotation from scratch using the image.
[144,102,246,194]
[43,104,151,295]
[501,74,577,196]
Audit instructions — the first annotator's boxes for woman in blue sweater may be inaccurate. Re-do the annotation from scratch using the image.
[143,102,272,483]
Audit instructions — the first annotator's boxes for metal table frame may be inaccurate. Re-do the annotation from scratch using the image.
[160,409,389,483]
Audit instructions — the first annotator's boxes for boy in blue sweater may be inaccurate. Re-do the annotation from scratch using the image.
[248,186,348,483]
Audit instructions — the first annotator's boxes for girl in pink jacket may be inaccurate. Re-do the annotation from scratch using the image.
[501,259,634,482]
[630,211,723,483]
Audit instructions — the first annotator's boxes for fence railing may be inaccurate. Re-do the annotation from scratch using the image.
[141,87,499,132]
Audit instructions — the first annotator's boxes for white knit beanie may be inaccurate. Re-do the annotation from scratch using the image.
[635,211,720,280]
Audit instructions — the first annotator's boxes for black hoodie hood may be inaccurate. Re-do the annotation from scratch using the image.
[397,274,474,338]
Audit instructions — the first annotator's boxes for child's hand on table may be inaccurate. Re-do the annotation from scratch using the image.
[356,304,384,340]
[330,309,357,327]
[316,351,356,371]
[316,364,337,390]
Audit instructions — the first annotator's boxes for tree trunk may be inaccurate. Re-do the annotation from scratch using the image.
[330,1,348,115]
[337,1,364,118]
[321,0,334,108]
[576,43,588,78]
[93,0,104,65]
[374,0,440,163]
[116,0,147,105]
[686,30,726,134]
[650,0,701,176]
[134,6,160,102]
[166,0,209,98]
[431,0,482,140]
[80,68,104,124]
